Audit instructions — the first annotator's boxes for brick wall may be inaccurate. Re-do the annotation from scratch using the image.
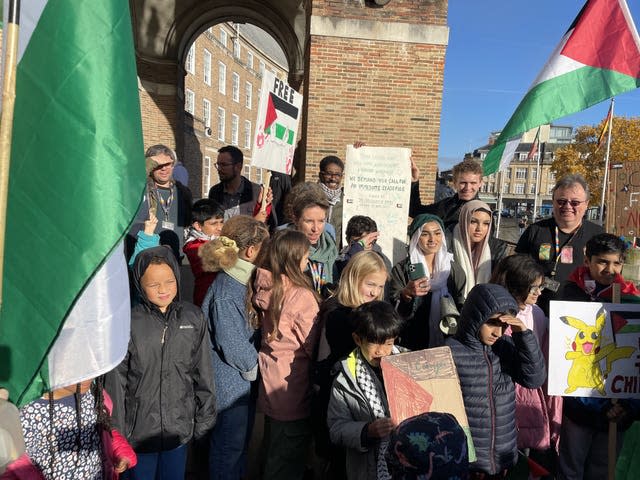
[312,0,447,26]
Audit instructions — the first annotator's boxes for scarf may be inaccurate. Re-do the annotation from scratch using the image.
[309,230,338,286]
[355,349,391,480]
[183,225,215,243]
[224,257,255,285]
[568,266,640,302]
[408,225,453,327]
[319,181,342,226]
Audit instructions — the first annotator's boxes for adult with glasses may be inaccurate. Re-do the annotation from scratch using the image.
[317,155,346,249]
[515,173,603,315]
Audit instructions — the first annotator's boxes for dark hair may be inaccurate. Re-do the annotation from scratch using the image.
[319,155,344,172]
[191,198,224,224]
[353,301,404,344]
[218,145,243,164]
[284,182,330,221]
[490,254,545,304]
[145,144,176,162]
[586,233,627,260]
[345,215,378,243]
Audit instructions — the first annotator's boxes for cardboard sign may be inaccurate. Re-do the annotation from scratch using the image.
[251,70,302,174]
[548,301,640,398]
[343,146,411,264]
[381,347,476,461]
[609,161,640,237]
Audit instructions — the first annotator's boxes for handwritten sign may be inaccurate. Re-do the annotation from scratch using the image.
[610,161,640,237]
[343,146,411,264]
[548,301,640,399]
[251,71,302,174]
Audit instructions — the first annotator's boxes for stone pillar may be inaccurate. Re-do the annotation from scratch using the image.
[303,0,448,204]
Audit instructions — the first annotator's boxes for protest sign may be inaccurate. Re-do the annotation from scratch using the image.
[343,146,411,263]
[548,301,640,398]
[251,70,302,174]
[381,347,476,461]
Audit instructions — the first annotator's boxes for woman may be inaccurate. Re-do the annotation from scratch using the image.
[390,214,465,350]
[284,182,338,295]
[452,199,508,298]
[199,215,269,480]
[251,230,321,480]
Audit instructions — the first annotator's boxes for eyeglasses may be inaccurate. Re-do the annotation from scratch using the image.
[529,284,545,295]
[321,171,343,178]
[154,162,174,171]
[554,199,586,208]
[215,162,235,169]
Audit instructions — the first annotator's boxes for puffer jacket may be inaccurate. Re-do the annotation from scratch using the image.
[106,246,217,453]
[445,284,546,475]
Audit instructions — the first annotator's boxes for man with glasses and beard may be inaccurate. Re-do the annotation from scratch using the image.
[317,155,345,249]
[516,173,603,314]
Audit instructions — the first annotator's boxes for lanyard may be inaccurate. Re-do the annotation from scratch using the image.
[551,224,581,278]
[155,183,174,220]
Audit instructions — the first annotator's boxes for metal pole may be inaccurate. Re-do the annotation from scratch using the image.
[599,98,614,224]
[0,0,21,311]
[495,171,503,237]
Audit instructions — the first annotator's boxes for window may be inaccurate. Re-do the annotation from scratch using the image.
[503,183,510,193]
[247,51,254,70]
[245,82,252,109]
[203,156,211,195]
[259,61,265,77]
[244,120,252,148]
[255,167,263,184]
[233,37,240,58]
[218,62,226,94]
[220,29,227,48]
[217,107,225,141]
[232,73,240,102]
[515,183,525,194]
[185,89,195,114]
[518,153,528,161]
[231,114,239,145]
[515,168,527,179]
[531,169,537,179]
[203,99,211,128]
[186,45,195,74]
[506,170,512,179]
[203,49,211,86]
[530,183,536,194]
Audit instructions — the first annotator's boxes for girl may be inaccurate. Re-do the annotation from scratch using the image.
[251,230,320,480]
[390,214,465,350]
[199,216,269,480]
[3,378,136,479]
[452,199,508,297]
[491,254,562,473]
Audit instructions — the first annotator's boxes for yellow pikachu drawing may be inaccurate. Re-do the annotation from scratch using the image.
[561,307,634,395]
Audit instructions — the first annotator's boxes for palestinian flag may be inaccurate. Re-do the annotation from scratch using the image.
[483,0,640,175]
[0,0,145,406]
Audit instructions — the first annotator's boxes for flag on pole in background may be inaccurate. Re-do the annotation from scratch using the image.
[0,0,145,406]
[483,0,640,176]
[526,127,541,161]
[594,99,614,153]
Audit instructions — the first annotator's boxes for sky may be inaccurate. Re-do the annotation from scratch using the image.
[438,0,640,170]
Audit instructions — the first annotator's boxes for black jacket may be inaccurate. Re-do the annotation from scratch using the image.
[445,284,546,475]
[409,182,470,232]
[106,246,216,452]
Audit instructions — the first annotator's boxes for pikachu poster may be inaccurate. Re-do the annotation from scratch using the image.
[548,301,640,398]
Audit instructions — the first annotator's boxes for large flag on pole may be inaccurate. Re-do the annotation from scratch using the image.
[0,0,145,406]
[526,127,541,161]
[483,0,640,175]
[595,99,614,153]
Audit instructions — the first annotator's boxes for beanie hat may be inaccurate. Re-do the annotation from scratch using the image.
[408,214,445,239]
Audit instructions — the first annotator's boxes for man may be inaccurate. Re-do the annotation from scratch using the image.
[127,144,193,260]
[317,155,345,248]
[409,159,484,233]
[516,173,603,314]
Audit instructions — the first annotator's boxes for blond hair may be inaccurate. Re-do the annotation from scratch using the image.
[335,251,388,308]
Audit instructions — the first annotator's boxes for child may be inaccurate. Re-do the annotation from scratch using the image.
[327,301,405,480]
[183,198,225,306]
[251,229,321,480]
[445,283,545,478]
[106,246,216,480]
[199,216,269,480]
[2,377,137,479]
[558,233,640,480]
[491,255,562,474]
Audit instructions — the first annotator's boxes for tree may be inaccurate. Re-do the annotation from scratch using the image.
[552,116,640,205]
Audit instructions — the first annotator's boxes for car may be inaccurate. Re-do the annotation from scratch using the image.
[500,209,513,218]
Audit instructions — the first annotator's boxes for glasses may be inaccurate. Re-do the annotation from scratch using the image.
[529,284,545,295]
[321,171,343,178]
[154,162,174,171]
[554,199,586,208]
[215,162,235,169]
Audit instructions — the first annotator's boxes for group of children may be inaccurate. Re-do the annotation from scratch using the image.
[4,188,640,480]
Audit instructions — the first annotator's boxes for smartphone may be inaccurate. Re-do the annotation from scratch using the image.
[408,262,426,281]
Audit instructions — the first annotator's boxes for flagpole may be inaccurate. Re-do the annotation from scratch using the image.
[532,143,543,222]
[599,98,614,224]
[495,171,503,237]
[0,0,21,311]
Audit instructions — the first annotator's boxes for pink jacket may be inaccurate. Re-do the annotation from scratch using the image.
[253,268,320,421]
[506,304,563,451]
[1,391,137,480]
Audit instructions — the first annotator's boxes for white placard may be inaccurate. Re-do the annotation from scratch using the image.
[343,146,411,264]
[251,70,302,174]
[548,300,640,399]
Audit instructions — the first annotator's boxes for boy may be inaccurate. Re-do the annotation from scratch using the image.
[327,301,404,480]
[445,283,545,478]
[558,233,640,480]
[106,246,216,480]
[183,198,224,306]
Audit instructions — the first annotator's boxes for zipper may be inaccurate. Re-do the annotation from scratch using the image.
[484,348,497,474]
[159,316,168,450]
